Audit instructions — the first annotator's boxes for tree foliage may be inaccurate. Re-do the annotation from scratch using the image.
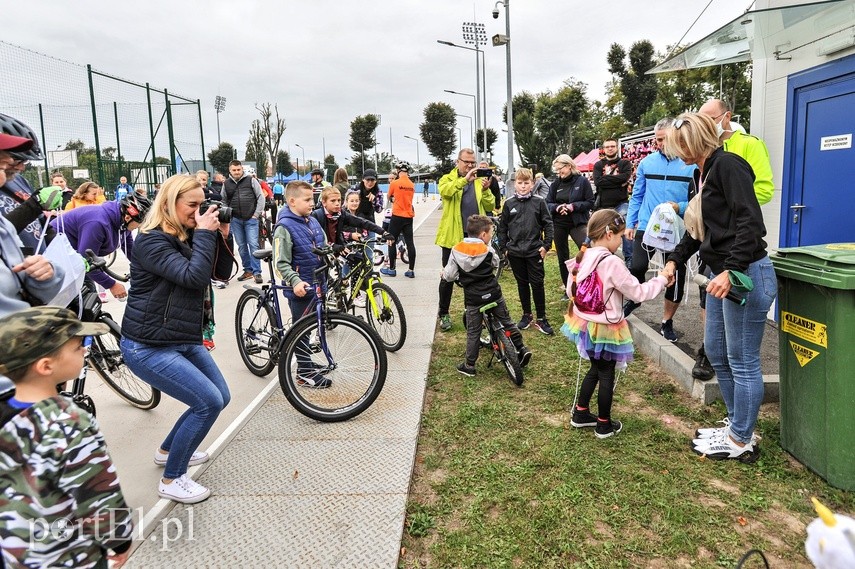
[324,154,338,181]
[475,128,498,157]
[419,102,456,173]
[276,150,293,176]
[254,103,286,175]
[245,120,269,176]
[348,114,380,178]
[608,40,659,127]
[208,142,235,175]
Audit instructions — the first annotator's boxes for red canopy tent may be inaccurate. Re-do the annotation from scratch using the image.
[575,148,601,172]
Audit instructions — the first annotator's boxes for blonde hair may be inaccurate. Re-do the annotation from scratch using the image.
[552,154,581,176]
[320,186,341,203]
[666,112,720,165]
[333,167,348,185]
[586,208,626,242]
[73,181,100,201]
[139,174,202,241]
[514,168,533,181]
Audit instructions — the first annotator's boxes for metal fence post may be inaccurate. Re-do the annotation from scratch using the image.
[146,82,157,186]
[114,101,123,183]
[87,64,104,188]
[197,99,206,171]
[164,89,176,174]
[38,103,48,176]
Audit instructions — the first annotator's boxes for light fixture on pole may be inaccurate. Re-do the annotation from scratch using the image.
[403,135,419,175]
[214,96,226,145]
[455,114,474,151]
[462,22,488,160]
[492,1,514,178]
[295,143,305,176]
[437,39,486,160]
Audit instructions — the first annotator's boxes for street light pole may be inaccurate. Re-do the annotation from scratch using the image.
[403,135,419,175]
[437,39,487,159]
[214,96,226,146]
[444,90,477,152]
[493,1,514,177]
[455,114,474,151]
[462,23,488,161]
[295,143,305,176]
[354,141,365,175]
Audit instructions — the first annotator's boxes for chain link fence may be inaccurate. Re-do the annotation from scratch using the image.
[0,40,205,198]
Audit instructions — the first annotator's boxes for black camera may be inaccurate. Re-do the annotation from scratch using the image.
[476,168,493,178]
[200,199,232,223]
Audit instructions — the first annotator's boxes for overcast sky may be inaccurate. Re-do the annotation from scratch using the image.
[4,0,746,173]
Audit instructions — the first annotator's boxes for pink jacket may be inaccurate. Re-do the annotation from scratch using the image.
[566,246,666,324]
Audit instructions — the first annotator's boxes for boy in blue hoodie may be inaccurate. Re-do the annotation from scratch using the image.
[441,214,531,378]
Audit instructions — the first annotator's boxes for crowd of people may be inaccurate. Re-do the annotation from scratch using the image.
[0,94,779,566]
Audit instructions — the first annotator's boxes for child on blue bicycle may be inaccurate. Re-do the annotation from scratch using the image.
[441,214,532,378]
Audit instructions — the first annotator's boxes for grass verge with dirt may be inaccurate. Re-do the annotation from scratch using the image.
[400,252,853,568]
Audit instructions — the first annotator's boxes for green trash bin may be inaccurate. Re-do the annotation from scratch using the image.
[771,243,855,490]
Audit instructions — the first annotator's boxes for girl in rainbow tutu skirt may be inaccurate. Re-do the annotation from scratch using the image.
[562,209,668,438]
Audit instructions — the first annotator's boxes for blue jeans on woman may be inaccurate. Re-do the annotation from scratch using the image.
[703,256,777,444]
[120,338,231,479]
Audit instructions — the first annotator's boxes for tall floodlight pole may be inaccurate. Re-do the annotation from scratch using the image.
[214,96,226,145]
[462,22,488,161]
[492,1,513,177]
[437,39,486,159]
[403,135,419,175]
[295,144,305,175]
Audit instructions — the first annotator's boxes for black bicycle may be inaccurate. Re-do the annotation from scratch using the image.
[235,247,388,422]
[61,251,161,415]
[475,300,524,386]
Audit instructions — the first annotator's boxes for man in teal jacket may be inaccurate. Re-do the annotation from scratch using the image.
[435,148,496,331]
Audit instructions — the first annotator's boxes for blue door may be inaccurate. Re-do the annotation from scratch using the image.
[783,58,855,246]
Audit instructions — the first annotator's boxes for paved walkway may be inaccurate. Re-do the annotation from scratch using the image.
[126,202,442,568]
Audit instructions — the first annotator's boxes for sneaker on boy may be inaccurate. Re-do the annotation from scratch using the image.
[457,362,477,377]
[533,318,555,336]
[517,346,532,368]
[517,313,533,330]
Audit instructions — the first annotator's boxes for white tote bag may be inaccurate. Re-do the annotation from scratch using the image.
[642,203,685,252]
[36,215,86,307]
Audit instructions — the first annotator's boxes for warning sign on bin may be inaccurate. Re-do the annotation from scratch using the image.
[790,340,820,367]
[781,311,828,348]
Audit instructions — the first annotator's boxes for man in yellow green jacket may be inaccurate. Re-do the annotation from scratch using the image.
[435,148,496,331]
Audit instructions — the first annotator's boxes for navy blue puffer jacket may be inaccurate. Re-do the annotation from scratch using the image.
[122,228,216,345]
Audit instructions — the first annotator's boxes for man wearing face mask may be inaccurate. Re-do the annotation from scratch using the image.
[699,99,773,206]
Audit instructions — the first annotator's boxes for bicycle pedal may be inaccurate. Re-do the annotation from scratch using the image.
[245,344,262,355]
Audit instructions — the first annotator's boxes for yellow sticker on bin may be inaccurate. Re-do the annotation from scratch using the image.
[789,340,820,367]
[781,311,828,348]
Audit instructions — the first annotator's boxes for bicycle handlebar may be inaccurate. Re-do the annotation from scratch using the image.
[84,249,130,283]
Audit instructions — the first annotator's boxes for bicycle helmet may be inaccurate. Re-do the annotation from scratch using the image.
[395,161,410,173]
[0,113,44,161]
[120,193,152,226]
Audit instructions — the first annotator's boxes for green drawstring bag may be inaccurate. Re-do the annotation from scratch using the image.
[728,270,754,293]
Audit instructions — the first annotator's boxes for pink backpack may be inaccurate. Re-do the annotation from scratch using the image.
[571,253,610,315]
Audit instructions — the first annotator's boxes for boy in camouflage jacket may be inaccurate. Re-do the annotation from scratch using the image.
[0,306,133,569]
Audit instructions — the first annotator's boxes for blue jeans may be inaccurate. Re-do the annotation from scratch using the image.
[703,257,777,444]
[120,338,231,479]
[232,217,260,275]
[286,290,317,368]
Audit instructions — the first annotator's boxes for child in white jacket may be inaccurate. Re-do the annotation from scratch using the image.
[562,209,668,438]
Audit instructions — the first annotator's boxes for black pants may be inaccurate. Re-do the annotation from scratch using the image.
[387,215,415,270]
[439,246,454,316]
[507,254,546,319]
[553,223,587,287]
[464,298,522,365]
[577,358,617,419]
[629,231,686,303]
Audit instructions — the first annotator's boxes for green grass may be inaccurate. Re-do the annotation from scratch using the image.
[400,251,853,568]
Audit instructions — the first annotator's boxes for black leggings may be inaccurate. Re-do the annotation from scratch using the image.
[630,231,686,303]
[577,358,617,419]
[387,215,415,270]
[553,222,588,287]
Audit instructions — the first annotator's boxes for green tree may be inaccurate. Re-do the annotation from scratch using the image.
[608,40,659,127]
[419,102,456,173]
[349,114,380,178]
[208,142,236,175]
[276,150,293,176]
[324,154,338,181]
[474,128,498,157]
[535,79,589,156]
[245,120,268,176]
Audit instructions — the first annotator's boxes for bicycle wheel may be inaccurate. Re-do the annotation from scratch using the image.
[364,282,407,351]
[398,240,409,265]
[89,317,161,409]
[279,312,386,422]
[235,289,281,376]
[496,330,524,387]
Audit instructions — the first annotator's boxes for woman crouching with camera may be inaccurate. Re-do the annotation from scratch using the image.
[120,174,231,504]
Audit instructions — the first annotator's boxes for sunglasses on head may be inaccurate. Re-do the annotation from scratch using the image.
[673,118,687,130]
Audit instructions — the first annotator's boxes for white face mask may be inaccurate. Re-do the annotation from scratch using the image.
[715,120,725,138]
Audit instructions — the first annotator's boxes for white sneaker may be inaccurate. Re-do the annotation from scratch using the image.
[354,292,366,308]
[693,435,760,463]
[158,474,211,504]
[694,418,731,439]
[153,449,210,467]
[211,279,227,289]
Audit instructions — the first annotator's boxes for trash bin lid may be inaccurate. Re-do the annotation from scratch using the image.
[771,243,855,289]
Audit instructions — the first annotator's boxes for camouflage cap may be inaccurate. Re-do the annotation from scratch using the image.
[0,306,108,374]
